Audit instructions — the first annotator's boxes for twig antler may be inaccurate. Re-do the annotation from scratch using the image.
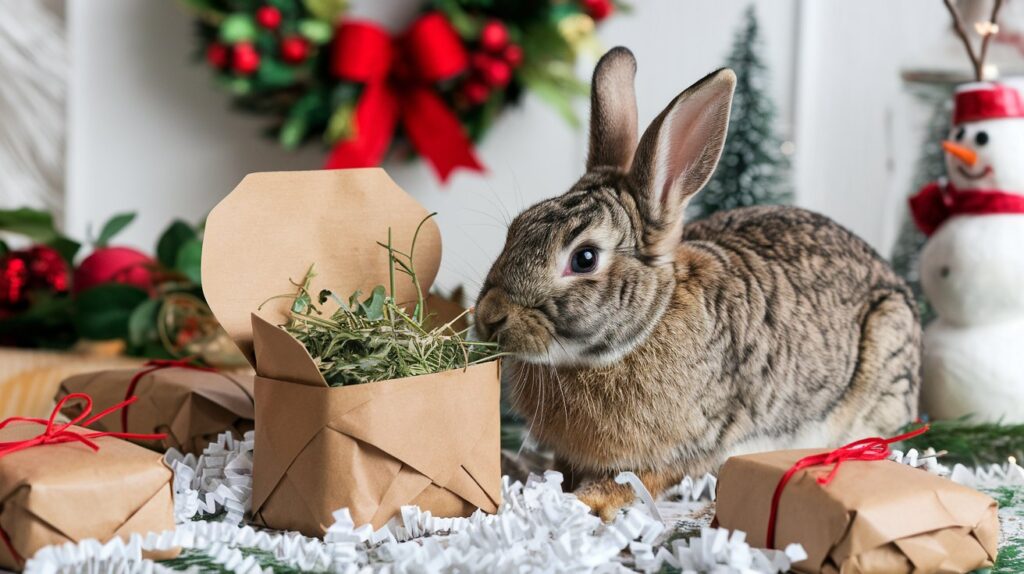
[943,0,1006,81]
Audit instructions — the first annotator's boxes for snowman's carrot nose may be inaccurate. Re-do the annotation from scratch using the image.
[942,141,978,166]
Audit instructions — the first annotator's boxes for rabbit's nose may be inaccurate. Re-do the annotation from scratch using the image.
[476,288,511,340]
[479,316,508,341]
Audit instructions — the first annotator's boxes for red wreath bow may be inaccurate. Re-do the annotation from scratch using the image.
[765,425,929,549]
[910,181,1024,236]
[326,13,484,182]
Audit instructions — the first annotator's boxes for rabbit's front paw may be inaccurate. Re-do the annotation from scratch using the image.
[575,479,635,522]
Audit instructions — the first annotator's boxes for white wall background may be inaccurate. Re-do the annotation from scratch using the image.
[61,0,955,296]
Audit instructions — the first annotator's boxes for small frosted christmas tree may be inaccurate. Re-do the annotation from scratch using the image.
[689,5,792,220]
[890,85,952,324]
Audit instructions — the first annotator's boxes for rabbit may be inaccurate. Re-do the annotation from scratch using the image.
[474,47,921,521]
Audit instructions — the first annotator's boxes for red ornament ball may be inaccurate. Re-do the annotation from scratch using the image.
[74,247,154,294]
[582,0,614,21]
[280,36,310,64]
[462,80,490,106]
[206,43,229,69]
[482,59,512,87]
[232,43,261,75]
[255,6,282,29]
[479,21,509,53]
[503,44,523,68]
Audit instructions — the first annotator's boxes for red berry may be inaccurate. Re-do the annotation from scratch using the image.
[232,43,260,75]
[462,81,490,105]
[280,36,309,64]
[206,43,229,68]
[482,60,511,87]
[25,246,69,293]
[255,6,282,29]
[582,0,614,21]
[503,44,523,68]
[479,21,509,53]
[471,52,495,72]
[0,256,29,308]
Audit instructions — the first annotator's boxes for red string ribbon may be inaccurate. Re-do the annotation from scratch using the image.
[765,425,930,549]
[121,358,215,433]
[909,181,1024,236]
[325,12,484,182]
[0,393,167,565]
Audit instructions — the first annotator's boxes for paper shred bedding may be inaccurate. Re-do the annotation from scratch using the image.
[19,435,1024,573]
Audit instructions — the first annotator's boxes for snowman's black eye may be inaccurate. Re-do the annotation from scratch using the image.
[975,131,989,146]
[955,127,966,141]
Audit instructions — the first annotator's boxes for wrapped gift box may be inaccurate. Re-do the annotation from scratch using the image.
[58,364,255,455]
[715,446,999,574]
[0,399,177,571]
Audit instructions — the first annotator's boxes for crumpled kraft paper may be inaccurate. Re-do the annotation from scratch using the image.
[0,425,177,571]
[202,169,502,536]
[715,448,999,574]
[57,367,255,455]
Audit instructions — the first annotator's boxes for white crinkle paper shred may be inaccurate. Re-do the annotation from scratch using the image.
[888,447,950,476]
[164,431,255,524]
[631,528,806,574]
[23,430,798,574]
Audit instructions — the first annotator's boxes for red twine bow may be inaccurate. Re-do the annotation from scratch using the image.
[122,358,216,433]
[325,12,484,182]
[910,181,1024,236]
[0,393,167,565]
[765,425,929,549]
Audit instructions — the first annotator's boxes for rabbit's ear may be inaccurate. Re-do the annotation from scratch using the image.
[628,68,735,262]
[587,47,639,172]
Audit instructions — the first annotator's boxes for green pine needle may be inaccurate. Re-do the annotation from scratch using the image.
[901,418,1024,467]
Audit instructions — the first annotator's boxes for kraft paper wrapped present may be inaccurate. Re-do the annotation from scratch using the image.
[57,362,255,455]
[0,394,177,571]
[202,168,501,536]
[715,441,999,574]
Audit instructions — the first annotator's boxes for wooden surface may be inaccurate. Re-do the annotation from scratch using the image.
[0,347,143,419]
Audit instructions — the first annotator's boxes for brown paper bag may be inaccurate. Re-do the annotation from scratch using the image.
[715,449,999,574]
[202,169,502,536]
[56,365,255,455]
[0,423,177,571]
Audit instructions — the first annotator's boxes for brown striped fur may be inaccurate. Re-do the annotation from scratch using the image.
[475,48,920,520]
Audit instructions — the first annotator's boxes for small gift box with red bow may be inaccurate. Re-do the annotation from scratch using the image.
[56,360,255,456]
[714,429,999,574]
[0,394,177,571]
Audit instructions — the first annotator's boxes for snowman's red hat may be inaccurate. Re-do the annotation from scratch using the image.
[954,82,1024,124]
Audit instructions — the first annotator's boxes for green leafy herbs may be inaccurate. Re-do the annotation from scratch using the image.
[276,215,500,386]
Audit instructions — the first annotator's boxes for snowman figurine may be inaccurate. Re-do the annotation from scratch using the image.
[912,81,1024,421]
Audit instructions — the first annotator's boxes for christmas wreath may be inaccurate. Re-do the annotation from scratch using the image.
[184,0,626,181]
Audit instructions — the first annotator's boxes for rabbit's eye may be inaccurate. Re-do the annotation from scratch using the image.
[570,247,598,274]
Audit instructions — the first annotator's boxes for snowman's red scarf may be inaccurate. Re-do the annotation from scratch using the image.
[909,181,1024,236]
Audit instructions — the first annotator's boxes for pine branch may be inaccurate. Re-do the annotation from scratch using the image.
[901,418,1024,467]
